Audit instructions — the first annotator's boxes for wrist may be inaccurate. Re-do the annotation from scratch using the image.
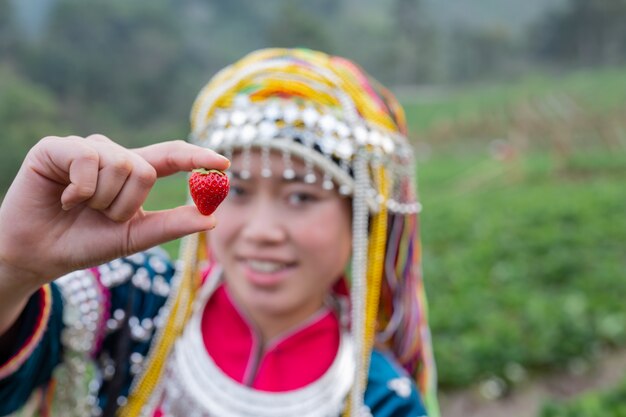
[0,256,44,296]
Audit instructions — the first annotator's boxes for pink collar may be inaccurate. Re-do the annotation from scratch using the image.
[200,284,340,392]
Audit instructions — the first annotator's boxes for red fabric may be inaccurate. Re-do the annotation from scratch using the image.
[201,285,257,383]
[201,284,340,391]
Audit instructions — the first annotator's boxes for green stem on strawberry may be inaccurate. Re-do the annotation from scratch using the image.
[192,168,226,175]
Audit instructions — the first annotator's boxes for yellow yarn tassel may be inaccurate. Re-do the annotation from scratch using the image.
[119,233,204,417]
[363,166,389,372]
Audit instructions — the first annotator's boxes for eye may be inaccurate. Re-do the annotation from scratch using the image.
[287,191,318,206]
[228,183,248,199]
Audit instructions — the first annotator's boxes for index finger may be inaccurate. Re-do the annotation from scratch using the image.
[132,140,230,177]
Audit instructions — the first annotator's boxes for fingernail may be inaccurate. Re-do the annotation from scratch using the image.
[218,154,231,166]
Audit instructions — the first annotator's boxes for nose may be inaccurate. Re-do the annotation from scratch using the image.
[240,196,287,244]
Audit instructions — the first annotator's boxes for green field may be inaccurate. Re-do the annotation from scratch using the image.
[401,67,626,137]
[421,150,626,387]
[540,375,626,417]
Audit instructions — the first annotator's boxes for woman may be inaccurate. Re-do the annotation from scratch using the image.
[0,48,438,417]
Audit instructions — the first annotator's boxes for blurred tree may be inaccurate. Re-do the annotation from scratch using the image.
[0,1,19,61]
[191,0,268,64]
[265,0,333,52]
[3,0,591,164]
[0,66,65,194]
[390,0,439,83]
[8,0,56,44]
[15,0,189,144]
[531,0,626,67]
[449,25,521,82]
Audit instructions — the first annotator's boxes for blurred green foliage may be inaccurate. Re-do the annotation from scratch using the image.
[143,172,189,257]
[540,376,626,417]
[0,66,67,188]
[402,66,626,136]
[3,0,626,192]
[420,151,626,388]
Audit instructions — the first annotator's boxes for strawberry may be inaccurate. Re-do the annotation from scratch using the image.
[188,168,230,215]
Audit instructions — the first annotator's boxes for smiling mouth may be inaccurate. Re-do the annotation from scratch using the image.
[246,259,293,273]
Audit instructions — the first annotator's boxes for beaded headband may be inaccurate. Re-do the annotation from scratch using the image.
[186,48,438,417]
[189,48,421,215]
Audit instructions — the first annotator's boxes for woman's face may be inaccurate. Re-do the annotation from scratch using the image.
[209,150,352,328]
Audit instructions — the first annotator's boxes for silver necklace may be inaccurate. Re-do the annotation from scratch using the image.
[160,269,355,417]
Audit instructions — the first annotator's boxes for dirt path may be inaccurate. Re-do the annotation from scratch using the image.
[439,349,626,417]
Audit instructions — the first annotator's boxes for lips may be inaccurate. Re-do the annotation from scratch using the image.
[246,259,290,273]
[238,257,296,286]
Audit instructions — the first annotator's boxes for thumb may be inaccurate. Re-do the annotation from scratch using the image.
[127,206,216,252]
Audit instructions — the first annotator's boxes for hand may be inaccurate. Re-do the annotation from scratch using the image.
[0,134,230,285]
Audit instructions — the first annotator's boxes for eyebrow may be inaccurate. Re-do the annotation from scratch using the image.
[230,171,314,185]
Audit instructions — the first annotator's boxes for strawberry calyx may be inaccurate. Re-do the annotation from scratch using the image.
[191,168,226,175]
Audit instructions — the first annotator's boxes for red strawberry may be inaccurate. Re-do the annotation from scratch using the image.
[188,168,230,215]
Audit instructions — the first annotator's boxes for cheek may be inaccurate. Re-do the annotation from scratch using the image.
[208,213,238,260]
[297,208,352,270]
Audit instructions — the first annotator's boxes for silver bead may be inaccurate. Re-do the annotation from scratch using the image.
[106,319,119,331]
[141,318,154,330]
[339,184,352,196]
[113,309,125,321]
[335,139,354,160]
[215,111,229,127]
[126,253,146,265]
[258,121,278,139]
[319,135,336,155]
[302,107,319,127]
[240,124,257,143]
[131,325,147,341]
[153,275,171,297]
[319,114,336,132]
[264,103,281,120]
[130,363,143,375]
[283,103,300,124]
[322,178,335,190]
[230,110,247,126]
[103,364,116,379]
[209,130,225,147]
[369,130,383,147]
[353,125,368,145]
[283,168,296,180]
[381,135,395,153]
[336,121,350,138]
[130,352,144,364]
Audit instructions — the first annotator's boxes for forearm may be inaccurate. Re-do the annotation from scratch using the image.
[0,262,41,337]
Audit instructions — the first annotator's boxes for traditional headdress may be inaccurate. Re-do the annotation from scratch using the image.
[122,48,438,417]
